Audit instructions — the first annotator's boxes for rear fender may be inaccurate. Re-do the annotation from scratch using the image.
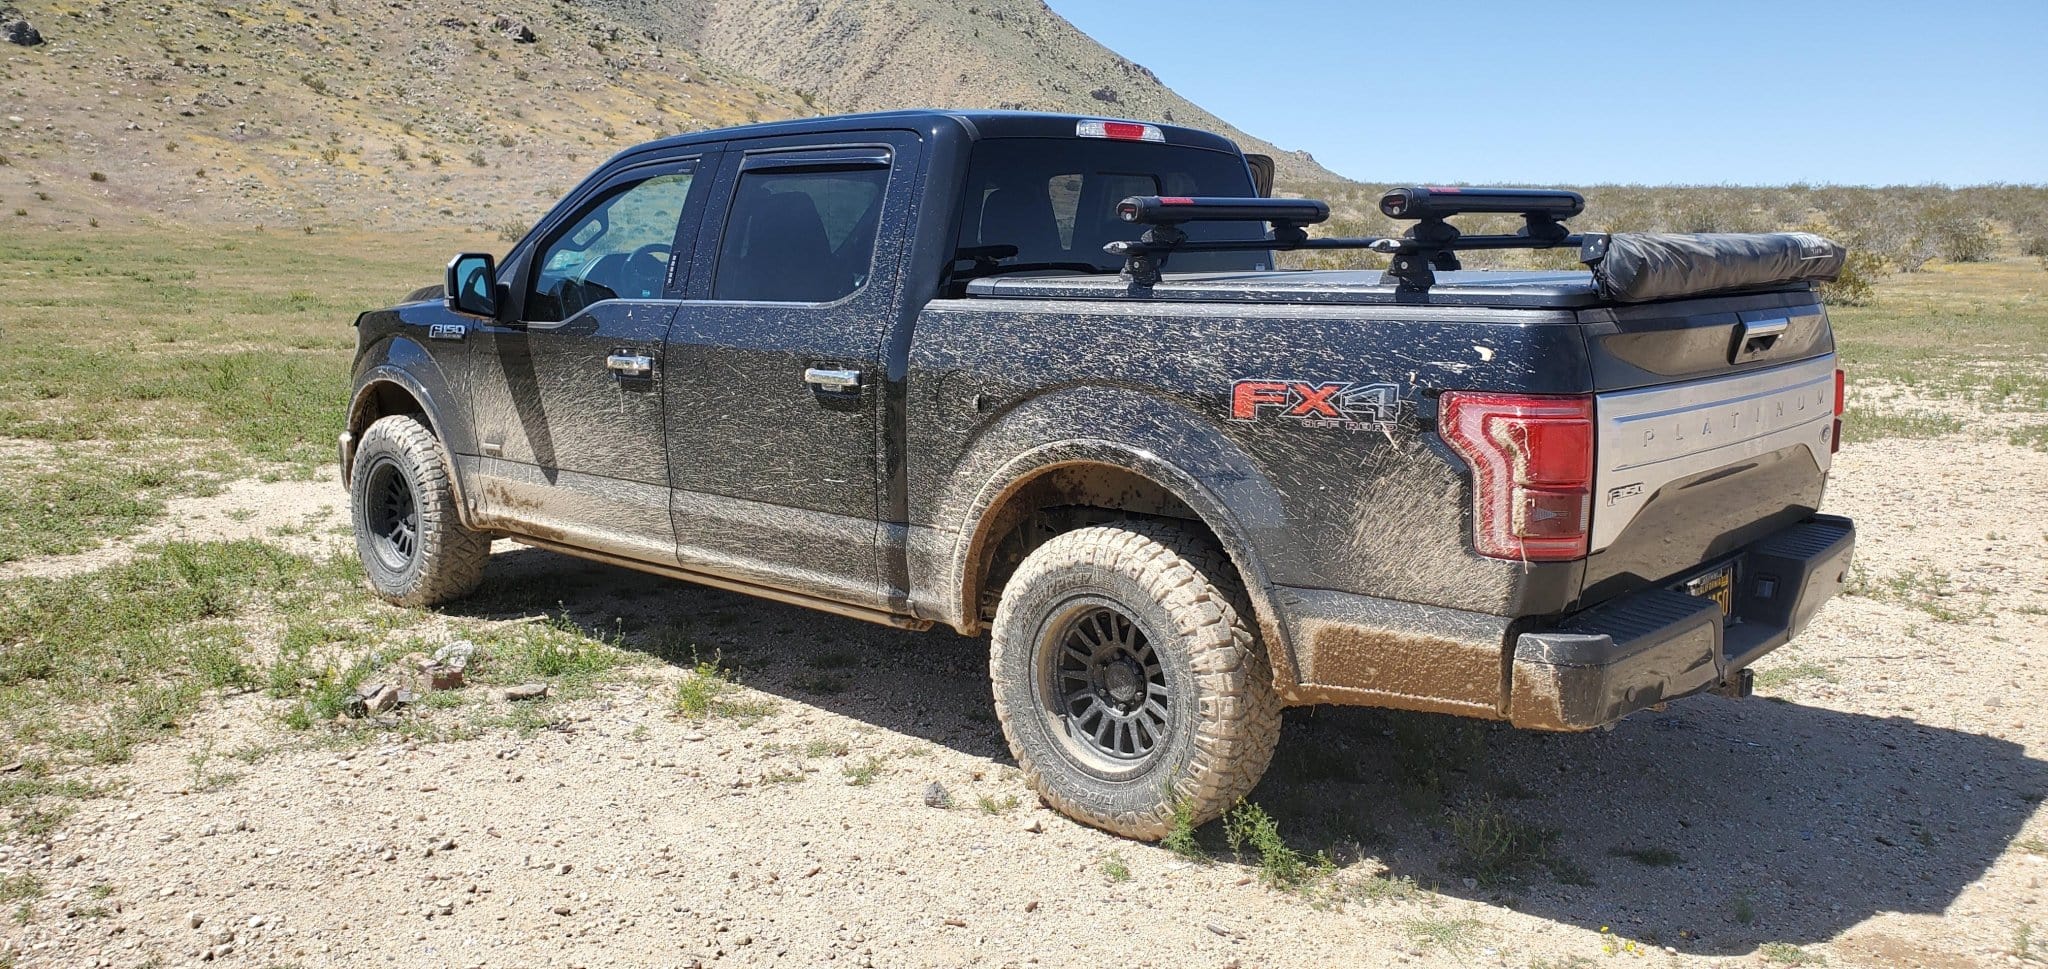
[933,385,1310,697]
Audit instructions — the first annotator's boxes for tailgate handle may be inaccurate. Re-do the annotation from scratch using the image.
[1734,318,1789,360]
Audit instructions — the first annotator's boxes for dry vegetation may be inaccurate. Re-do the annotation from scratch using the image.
[1281,180,2048,306]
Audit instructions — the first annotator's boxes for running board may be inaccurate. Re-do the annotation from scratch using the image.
[505,534,934,632]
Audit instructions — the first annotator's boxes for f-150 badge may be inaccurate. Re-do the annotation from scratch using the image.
[1229,379,1404,430]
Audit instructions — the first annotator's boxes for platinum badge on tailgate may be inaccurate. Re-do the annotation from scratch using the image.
[1590,354,1837,552]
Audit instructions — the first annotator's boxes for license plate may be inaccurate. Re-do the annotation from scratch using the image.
[1684,564,1736,617]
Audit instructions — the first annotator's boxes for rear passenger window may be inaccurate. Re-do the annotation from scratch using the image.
[713,165,890,303]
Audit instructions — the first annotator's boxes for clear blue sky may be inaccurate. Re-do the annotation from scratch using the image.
[1044,1,2047,186]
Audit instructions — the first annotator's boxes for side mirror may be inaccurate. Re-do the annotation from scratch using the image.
[1245,154,1276,198]
[445,252,500,319]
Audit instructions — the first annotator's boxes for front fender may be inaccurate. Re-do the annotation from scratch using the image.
[928,384,1312,696]
[344,335,475,520]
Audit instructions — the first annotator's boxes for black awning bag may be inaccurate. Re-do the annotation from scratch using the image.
[1581,231,1846,303]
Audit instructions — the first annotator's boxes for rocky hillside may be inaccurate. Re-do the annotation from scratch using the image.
[588,0,1334,183]
[0,0,1333,234]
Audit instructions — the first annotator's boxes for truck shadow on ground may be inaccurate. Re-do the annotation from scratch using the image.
[453,546,2047,957]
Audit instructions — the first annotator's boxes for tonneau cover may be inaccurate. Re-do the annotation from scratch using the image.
[963,269,1611,308]
[1582,231,1845,304]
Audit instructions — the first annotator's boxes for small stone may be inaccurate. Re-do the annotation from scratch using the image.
[2,17,43,47]
[427,666,465,691]
[922,783,951,809]
[1023,900,1039,913]
[505,684,548,701]
[942,917,966,928]
[433,640,477,670]
[186,912,204,929]
[551,904,572,916]
[1017,816,1043,834]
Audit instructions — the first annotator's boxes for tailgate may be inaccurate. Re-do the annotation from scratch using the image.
[1577,293,1839,606]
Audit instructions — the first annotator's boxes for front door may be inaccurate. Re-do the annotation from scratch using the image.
[466,155,713,562]
[663,134,921,608]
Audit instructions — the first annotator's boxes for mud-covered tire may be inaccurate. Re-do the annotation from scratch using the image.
[989,520,1281,840]
[350,414,488,607]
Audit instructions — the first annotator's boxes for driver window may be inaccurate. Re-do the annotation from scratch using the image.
[527,171,694,323]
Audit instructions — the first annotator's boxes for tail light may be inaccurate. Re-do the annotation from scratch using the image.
[1832,368,1845,454]
[1439,392,1595,562]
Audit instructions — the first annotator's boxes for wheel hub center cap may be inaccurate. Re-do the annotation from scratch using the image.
[1102,659,1142,708]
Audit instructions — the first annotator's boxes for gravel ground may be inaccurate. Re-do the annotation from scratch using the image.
[1,432,2044,969]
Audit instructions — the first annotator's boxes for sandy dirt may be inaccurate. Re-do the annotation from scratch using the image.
[1,432,2045,969]
[0,475,346,583]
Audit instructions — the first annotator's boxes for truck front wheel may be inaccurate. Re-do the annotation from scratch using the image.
[350,414,489,607]
[989,521,1281,840]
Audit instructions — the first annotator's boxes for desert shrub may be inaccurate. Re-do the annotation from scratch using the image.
[2022,234,2048,269]
[1821,249,1884,306]
[1917,203,1997,263]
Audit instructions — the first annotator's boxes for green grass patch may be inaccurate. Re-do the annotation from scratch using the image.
[1098,851,1131,882]
[841,756,884,786]
[0,874,43,903]
[1223,801,1334,891]
[672,657,776,725]
[1840,406,1965,444]
[1443,795,1587,887]
[1759,941,1827,965]
[0,229,459,470]
[2009,425,2048,451]
[0,455,208,564]
[1754,661,1836,690]
[0,540,352,748]
[1402,915,1485,955]
[1845,565,1982,621]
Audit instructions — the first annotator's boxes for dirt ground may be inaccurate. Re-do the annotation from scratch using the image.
[0,429,2044,969]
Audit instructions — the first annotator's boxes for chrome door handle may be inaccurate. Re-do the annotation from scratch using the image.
[606,353,655,378]
[803,367,863,391]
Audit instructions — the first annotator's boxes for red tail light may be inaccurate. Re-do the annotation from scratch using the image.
[1832,368,1845,454]
[1439,392,1595,562]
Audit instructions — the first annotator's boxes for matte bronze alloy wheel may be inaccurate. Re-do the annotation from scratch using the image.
[349,415,489,607]
[990,521,1281,840]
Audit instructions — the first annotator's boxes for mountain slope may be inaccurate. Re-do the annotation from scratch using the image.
[0,0,1331,233]
[588,0,1336,183]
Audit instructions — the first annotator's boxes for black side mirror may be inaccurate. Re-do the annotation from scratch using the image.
[445,252,500,319]
[1245,154,1276,198]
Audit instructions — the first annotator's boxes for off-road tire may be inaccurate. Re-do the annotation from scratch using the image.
[350,414,489,607]
[989,520,1282,840]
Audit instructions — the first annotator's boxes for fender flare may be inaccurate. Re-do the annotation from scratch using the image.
[935,390,1308,697]
[343,338,478,525]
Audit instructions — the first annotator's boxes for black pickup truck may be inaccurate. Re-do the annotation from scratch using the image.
[343,110,1854,839]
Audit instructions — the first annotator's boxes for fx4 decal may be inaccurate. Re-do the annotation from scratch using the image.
[1229,379,1407,430]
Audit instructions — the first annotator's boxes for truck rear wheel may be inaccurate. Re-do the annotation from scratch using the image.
[350,414,489,607]
[989,521,1281,840]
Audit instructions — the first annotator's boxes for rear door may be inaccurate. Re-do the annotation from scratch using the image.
[465,152,717,563]
[662,132,923,608]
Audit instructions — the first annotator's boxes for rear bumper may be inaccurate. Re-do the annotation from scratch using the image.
[1506,514,1855,730]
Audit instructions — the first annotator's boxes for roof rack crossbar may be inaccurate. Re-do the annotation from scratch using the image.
[1108,187,1587,293]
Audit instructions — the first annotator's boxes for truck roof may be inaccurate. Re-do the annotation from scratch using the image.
[617,109,1246,160]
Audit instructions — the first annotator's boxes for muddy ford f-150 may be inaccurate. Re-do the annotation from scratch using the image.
[342,111,1855,839]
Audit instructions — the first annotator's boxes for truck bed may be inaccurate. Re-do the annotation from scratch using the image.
[964,268,1812,310]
